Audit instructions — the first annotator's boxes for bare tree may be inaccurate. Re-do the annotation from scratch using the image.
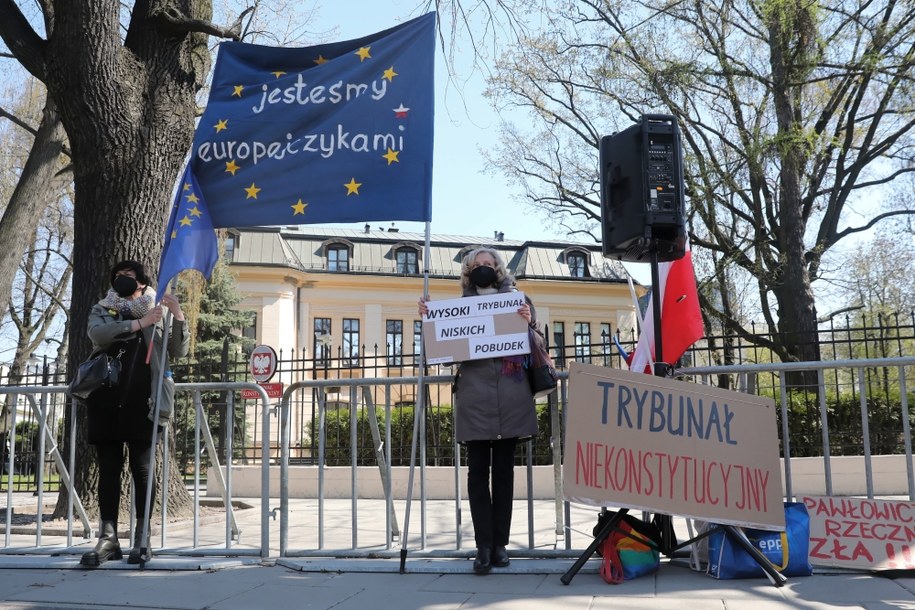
[480,1,915,371]
[5,201,73,384]
[0,0,251,520]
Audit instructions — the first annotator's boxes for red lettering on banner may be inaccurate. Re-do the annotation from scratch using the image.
[572,442,770,512]
[810,537,830,560]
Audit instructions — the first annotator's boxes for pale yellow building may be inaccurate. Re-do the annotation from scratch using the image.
[226,225,642,378]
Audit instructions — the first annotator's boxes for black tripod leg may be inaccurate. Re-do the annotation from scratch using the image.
[722,525,787,587]
[560,508,627,585]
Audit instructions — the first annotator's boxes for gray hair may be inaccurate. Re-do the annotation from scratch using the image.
[460,247,512,292]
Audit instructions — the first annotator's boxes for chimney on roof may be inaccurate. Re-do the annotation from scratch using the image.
[364,223,370,233]
[388,222,399,233]
[494,231,505,242]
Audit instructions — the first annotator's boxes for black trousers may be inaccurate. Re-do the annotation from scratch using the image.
[465,438,518,548]
[95,441,154,525]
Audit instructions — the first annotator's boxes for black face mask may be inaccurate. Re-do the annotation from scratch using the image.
[469,266,498,288]
[112,275,139,298]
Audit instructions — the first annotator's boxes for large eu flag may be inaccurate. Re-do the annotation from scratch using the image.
[157,165,219,289]
[190,12,435,227]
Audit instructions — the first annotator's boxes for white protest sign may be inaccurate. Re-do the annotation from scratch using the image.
[562,362,785,530]
[801,495,915,570]
[422,292,529,364]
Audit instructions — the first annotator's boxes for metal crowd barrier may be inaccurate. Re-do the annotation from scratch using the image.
[1,357,914,563]
[1,382,273,558]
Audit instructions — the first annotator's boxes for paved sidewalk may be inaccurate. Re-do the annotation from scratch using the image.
[0,559,912,609]
[1,494,914,609]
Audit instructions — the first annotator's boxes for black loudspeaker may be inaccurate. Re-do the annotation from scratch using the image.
[600,114,686,262]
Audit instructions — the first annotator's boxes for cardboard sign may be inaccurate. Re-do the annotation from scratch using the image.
[801,495,915,570]
[562,362,784,530]
[421,292,529,364]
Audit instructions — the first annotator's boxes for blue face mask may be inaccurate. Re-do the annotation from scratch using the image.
[469,266,497,288]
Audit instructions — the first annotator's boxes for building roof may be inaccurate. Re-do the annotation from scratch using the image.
[229,226,634,283]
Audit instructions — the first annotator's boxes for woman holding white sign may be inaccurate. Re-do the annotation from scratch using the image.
[420,247,538,574]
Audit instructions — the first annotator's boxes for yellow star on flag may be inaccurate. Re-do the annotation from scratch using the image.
[183,182,192,191]
[225,160,241,175]
[271,70,286,78]
[344,178,362,195]
[186,192,200,204]
[291,199,308,215]
[245,183,261,199]
[171,230,177,239]
[355,47,371,62]
[214,119,228,133]
[314,55,329,65]
[189,206,202,218]
[382,148,400,165]
[179,216,193,227]
[382,67,398,82]
[232,85,244,97]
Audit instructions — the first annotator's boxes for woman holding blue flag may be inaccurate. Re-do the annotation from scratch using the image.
[420,247,539,574]
[79,260,188,567]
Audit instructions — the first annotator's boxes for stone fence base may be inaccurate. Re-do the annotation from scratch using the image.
[207,455,915,499]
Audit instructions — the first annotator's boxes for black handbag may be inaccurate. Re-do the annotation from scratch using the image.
[67,347,125,400]
[527,325,558,399]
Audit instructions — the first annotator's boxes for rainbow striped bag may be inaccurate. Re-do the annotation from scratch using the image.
[598,513,662,584]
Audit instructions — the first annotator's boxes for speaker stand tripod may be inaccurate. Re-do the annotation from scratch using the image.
[560,246,786,587]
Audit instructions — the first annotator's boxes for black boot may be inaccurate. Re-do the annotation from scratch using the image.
[492,545,510,568]
[127,526,152,564]
[473,546,492,574]
[80,520,122,567]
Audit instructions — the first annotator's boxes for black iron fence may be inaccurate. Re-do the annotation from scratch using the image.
[3,310,914,492]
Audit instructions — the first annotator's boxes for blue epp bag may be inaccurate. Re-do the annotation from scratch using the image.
[707,501,813,579]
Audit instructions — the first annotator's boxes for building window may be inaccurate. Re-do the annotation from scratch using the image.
[553,321,566,368]
[413,320,422,360]
[600,322,612,365]
[326,245,350,271]
[574,322,591,363]
[224,233,238,262]
[395,248,419,274]
[342,318,360,367]
[567,252,588,278]
[242,313,257,342]
[313,318,332,366]
[386,320,403,366]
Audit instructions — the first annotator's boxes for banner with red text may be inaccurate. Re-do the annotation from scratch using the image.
[801,495,915,570]
[562,362,784,529]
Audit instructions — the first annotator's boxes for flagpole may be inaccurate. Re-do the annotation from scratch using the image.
[650,249,667,378]
[138,279,176,566]
[399,220,431,573]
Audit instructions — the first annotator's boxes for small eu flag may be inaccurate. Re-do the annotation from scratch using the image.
[188,12,435,228]
[157,165,219,289]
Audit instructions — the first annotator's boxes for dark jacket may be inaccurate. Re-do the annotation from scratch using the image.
[453,278,538,443]
[85,302,189,443]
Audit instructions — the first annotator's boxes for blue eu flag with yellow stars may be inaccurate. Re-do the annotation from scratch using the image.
[189,12,435,227]
[157,165,220,289]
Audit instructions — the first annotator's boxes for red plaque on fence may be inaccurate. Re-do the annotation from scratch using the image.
[241,382,283,400]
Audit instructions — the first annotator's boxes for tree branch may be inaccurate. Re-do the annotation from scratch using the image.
[0,104,37,136]
[150,6,254,42]
[0,0,47,81]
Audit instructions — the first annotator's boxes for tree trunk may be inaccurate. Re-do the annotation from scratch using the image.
[43,1,212,521]
[766,4,821,389]
[0,100,68,313]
